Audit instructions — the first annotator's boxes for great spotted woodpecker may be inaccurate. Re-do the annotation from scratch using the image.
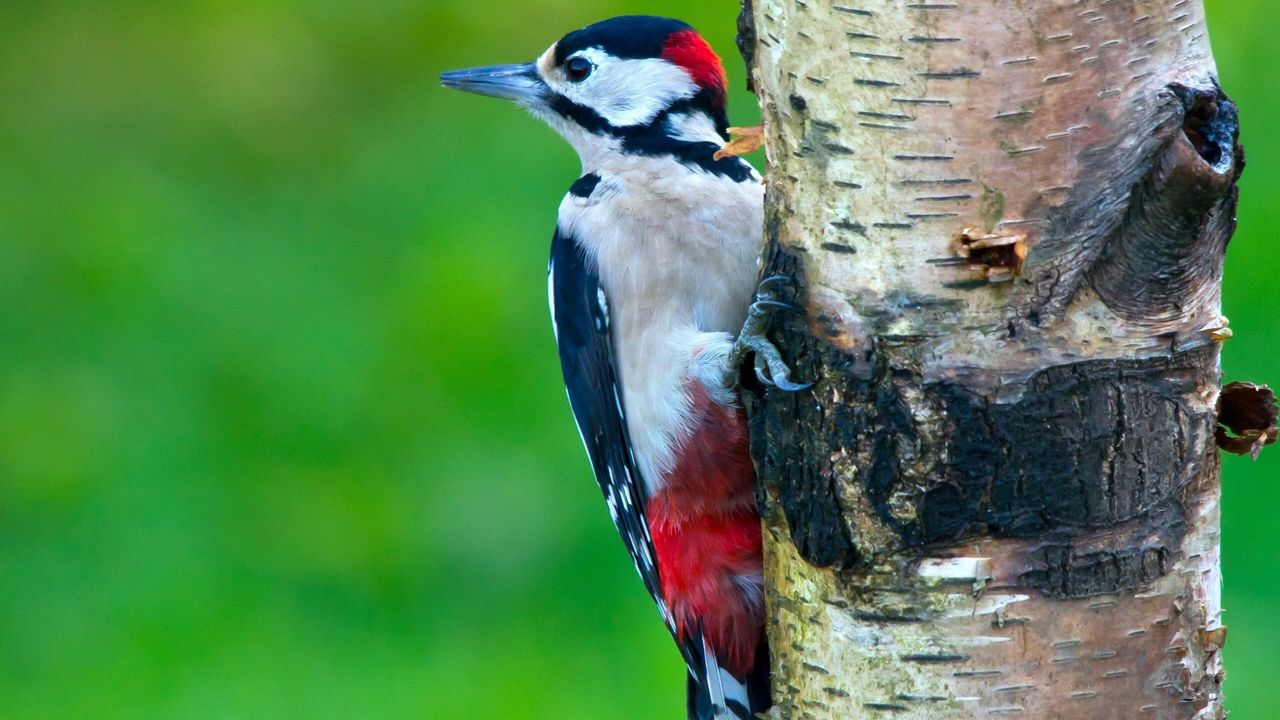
[443,16,805,720]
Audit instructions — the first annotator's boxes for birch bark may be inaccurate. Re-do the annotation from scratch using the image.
[738,2,1243,718]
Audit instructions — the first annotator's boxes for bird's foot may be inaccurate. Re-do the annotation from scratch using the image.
[726,276,812,392]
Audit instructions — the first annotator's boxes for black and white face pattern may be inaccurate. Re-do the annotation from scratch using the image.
[534,44,699,130]
[512,17,729,164]
[440,16,750,180]
[542,18,717,122]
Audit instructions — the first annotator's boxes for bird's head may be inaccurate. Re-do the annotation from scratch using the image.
[442,16,738,172]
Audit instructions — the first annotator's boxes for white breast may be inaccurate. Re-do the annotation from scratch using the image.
[557,157,765,494]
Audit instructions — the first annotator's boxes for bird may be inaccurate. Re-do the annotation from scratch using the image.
[442,16,806,719]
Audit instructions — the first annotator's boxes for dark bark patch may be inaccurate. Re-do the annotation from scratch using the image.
[1015,502,1183,599]
[750,242,1218,579]
[925,352,1214,542]
[747,247,857,568]
[736,0,757,93]
[1216,381,1279,458]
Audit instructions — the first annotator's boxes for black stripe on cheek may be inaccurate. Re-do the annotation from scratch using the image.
[548,93,755,183]
[621,134,756,183]
[569,173,601,198]
[549,94,611,134]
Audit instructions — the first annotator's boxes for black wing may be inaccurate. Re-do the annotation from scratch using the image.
[548,226,700,669]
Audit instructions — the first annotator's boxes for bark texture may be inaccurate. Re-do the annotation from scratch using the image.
[739,1,1241,718]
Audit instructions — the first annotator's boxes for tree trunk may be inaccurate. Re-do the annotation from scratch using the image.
[738,1,1243,718]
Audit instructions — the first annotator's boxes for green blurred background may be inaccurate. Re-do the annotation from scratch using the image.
[0,1,1273,718]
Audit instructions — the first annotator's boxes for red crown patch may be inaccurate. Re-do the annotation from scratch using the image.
[661,29,727,104]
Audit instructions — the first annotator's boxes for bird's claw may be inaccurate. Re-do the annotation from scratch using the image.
[756,275,793,293]
[746,319,813,392]
[726,279,813,392]
[754,355,814,392]
[751,298,802,314]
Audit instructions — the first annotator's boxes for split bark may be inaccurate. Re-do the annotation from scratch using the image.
[737,2,1243,718]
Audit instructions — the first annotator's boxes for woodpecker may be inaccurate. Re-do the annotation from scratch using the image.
[443,16,805,720]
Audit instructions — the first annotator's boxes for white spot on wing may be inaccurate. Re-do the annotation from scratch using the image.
[717,665,751,717]
[702,635,727,709]
[547,258,558,340]
[611,386,626,420]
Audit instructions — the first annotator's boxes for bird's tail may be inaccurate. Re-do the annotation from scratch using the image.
[686,635,770,720]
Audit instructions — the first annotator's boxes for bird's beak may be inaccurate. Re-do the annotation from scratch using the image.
[440,62,545,105]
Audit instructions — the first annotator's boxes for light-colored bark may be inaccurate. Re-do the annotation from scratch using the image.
[740,1,1241,718]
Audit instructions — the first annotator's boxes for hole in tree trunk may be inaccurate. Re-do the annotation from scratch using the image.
[1170,83,1240,174]
[1216,381,1279,459]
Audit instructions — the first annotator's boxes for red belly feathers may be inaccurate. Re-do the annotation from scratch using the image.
[645,384,763,676]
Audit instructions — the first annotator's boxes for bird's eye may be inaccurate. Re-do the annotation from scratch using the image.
[565,57,593,83]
